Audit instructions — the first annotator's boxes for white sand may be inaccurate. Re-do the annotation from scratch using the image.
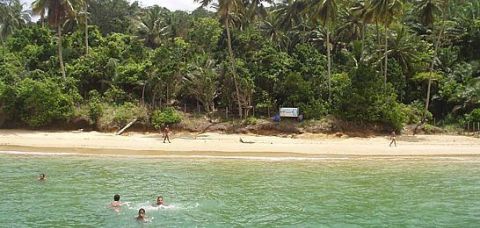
[0,130,479,157]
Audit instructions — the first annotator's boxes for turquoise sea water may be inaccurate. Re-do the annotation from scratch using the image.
[1,152,480,227]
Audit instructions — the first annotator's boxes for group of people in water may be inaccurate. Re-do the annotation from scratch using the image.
[110,194,166,222]
[38,173,165,222]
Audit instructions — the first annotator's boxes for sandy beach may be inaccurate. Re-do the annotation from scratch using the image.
[0,130,479,157]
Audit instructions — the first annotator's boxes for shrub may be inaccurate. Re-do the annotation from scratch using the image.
[0,81,6,108]
[423,124,446,134]
[87,90,103,124]
[103,85,128,104]
[244,116,257,125]
[16,78,74,127]
[300,100,328,120]
[151,107,182,130]
[113,102,147,126]
[465,108,480,123]
[382,102,407,131]
[97,102,148,129]
[336,64,407,131]
[402,101,429,124]
[73,104,89,119]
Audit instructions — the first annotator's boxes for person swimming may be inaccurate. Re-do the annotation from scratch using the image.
[111,194,122,207]
[38,173,46,181]
[110,194,123,212]
[155,196,164,206]
[136,208,147,222]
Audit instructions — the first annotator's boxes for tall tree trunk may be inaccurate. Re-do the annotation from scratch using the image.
[84,5,89,56]
[384,24,388,91]
[166,84,169,106]
[141,80,146,105]
[151,91,156,108]
[225,17,243,119]
[424,13,447,121]
[361,23,366,61]
[375,20,382,73]
[326,29,332,103]
[57,24,66,81]
[41,11,45,28]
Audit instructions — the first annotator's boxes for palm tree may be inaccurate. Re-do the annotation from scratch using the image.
[183,54,219,113]
[164,10,190,42]
[273,0,308,31]
[259,13,280,42]
[196,0,271,118]
[337,7,363,45]
[350,0,374,60]
[416,0,449,122]
[268,0,309,51]
[241,0,266,25]
[32,0,77,80]
[308,0,338,103]
[133,5,169,48]
[368,0,403,90]
[0,0,30,42]
[195,0,247,118]
[80,0,89,55]
[387,25,423,76]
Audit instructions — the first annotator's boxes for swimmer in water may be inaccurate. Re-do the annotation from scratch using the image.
[38,173,46,181]
[110,194,122,212]
[155,196,165,206]
[136,208,147,222]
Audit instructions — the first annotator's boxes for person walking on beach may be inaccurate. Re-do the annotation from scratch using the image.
[389,131,397,147]
[163,125,171,143]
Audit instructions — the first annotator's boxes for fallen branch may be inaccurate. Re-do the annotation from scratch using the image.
[239,137,255,144]
[116,118,137,135]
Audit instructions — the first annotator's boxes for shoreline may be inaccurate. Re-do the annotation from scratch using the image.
[0,130,479,158]
[2,147,480,160]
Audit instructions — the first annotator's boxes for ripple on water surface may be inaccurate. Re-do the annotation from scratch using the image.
[0,153,479,226]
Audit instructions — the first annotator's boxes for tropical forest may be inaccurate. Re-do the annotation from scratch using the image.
[1,0,480,134]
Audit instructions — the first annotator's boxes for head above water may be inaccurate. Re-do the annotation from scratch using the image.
[114,194,120,201]
[156,196,164,205]
[138,208,145,216]
[40,173,45,178]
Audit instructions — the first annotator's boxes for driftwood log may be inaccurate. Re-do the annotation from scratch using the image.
[116,118,137,135]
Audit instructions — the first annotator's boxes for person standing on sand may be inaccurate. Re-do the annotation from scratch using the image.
[163,125,171,143]
[389,131,397,147]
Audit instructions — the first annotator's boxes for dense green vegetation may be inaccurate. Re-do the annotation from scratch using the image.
[0,0,479,132]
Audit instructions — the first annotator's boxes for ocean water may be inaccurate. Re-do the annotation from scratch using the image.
[0,152,479,227]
